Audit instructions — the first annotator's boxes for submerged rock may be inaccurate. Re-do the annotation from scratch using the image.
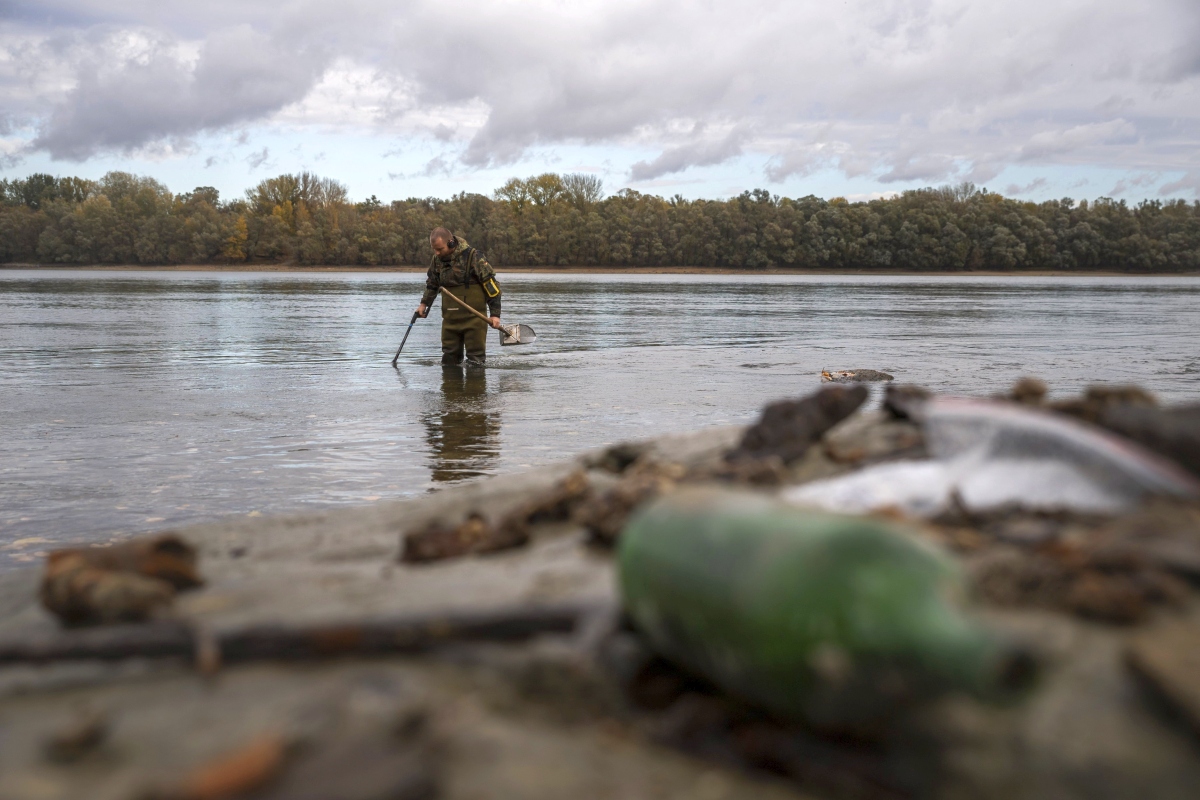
[821,369,895,383]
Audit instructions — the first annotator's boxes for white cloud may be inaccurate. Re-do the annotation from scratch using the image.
[1019,120,1139,161]
[20,24,328,159]
[1159,170,1200,198]
[1108,171,1160,197]
[629,130,744,181]
[1006,177,1048,196]
[0,0,1197,190]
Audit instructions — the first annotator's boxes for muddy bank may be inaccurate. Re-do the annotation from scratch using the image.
[2,382,1200,799]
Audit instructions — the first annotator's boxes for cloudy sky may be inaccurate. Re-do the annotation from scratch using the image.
[2,0,1198,203]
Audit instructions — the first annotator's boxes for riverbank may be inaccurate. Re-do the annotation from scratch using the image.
[2,382,1199,799]
[3,263,1198,277]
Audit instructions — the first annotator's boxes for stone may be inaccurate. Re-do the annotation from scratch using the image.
[40,535,203,626]
[1100,403,1200,480]
[728,385,868,465]
[1008,376,1048,406]
[821,410,926,466]
[820,369,895,383]
[1048,384,1158,424]
[575,463,682,547]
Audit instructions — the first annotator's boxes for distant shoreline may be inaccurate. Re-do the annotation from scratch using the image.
[2,264,1198,277]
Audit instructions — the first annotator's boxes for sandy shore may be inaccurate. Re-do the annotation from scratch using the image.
[2,406,1199,798]
[2,263,1198,277]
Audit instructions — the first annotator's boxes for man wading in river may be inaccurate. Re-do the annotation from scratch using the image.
[416,228,503,365]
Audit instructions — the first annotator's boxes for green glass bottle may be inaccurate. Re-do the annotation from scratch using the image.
[618,488,1033,730]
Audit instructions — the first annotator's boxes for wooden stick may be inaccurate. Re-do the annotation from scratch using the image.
[0,603,596,666]
[440,287,503,328]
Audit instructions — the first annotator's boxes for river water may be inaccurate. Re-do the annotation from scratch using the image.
[2,270,1198,568]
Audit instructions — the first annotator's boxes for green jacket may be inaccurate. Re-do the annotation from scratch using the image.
[420,237,502,316]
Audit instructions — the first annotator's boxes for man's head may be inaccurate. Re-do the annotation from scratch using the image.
[430,227,454,257]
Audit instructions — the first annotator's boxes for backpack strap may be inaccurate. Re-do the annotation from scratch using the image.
[465,247,484,288]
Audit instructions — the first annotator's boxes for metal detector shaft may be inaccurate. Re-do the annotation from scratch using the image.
[391,311,420,366]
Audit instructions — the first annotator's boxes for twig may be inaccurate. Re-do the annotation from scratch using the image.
[0,603,596,666]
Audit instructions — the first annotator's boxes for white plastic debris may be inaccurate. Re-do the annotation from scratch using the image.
[786,397,1200,517]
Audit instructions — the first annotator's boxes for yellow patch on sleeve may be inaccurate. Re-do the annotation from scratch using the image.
[484,278,500,298]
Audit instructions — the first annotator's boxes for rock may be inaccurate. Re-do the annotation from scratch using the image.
[575,462,683,547]
[1007,376,1048,406]
[401,472,592,563]
[1048,384,1158,424]
[587,442,650,474]
[402,514,504,563]
[40,534,203,626]
[52,534,202,589]
[1099,403,1200,480]
[883,384,932,419]
[821,369,895,383]
[499,469,592,532]
[727,385,868,465]
[821,411,926,466]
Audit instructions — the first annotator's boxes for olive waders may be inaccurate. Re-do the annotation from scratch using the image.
[441,280,490,365]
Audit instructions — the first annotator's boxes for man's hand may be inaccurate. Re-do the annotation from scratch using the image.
[416,303,428,318]
[489,316,501,329]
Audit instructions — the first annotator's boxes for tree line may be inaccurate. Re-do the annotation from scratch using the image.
[1,170,1198,272]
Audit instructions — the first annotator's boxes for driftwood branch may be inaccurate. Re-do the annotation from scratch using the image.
[0,602,599,666]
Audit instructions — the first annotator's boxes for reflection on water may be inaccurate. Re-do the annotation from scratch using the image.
[424,365,499,483]
[1,269,1198,569]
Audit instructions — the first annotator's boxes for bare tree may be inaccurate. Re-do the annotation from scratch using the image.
[296,172,348,209]
[246,174,300,214]
[562,173,604,210]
